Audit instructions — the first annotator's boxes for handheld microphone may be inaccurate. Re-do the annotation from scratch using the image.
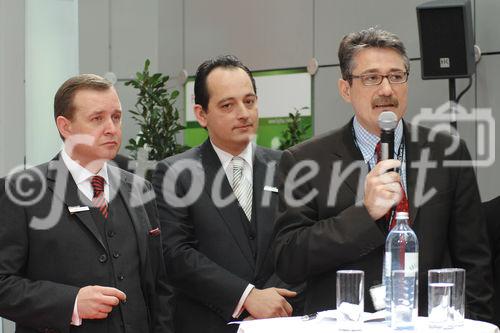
[378,111,398,161]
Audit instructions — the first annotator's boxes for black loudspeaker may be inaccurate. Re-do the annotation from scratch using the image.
[416,0,475,79]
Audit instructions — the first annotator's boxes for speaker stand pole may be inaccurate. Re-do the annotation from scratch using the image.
[448,78,458,130]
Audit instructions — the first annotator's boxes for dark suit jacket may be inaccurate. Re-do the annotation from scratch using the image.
[0,177,5,198]
[153,140,294,333]
[483,195,500,326]
[0,156,173,333]
[273,119,494,322]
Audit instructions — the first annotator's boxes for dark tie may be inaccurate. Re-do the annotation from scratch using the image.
[375,142,409,229]
[91,176,108,219]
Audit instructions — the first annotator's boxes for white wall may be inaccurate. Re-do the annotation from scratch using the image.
[25,0,79,166]
[0,0,25,178]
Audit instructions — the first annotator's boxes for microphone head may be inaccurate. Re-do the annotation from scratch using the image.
[378,111,398,131]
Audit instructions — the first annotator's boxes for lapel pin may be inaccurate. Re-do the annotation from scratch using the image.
[68,206,90,214]
[149,228,161,236]
[263,185,278,193]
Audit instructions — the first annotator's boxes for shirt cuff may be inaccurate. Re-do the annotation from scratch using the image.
[232,284,255,318]
[71,296,82,326]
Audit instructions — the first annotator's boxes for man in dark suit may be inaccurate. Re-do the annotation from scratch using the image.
[273,28,494,322]
[153,55,297,333]
[0,74,173,333]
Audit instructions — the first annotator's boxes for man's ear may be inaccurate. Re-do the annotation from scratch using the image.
[56,116,72,140]
[193,104,208,128]
[338,78,352,103]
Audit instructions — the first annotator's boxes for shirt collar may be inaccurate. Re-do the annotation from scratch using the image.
[211,140,254,171]
[60,148,109,186]
[352,116,404,163]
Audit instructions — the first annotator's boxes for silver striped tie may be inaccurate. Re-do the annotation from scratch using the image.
[232,156,252,221]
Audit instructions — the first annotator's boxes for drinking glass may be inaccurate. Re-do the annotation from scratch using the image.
[428,268,464,329]
[336,270,364,331]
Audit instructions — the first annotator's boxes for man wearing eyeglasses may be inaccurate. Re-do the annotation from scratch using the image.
[273,28,494,322]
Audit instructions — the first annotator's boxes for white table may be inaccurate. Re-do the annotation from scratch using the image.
[235,311,499,333]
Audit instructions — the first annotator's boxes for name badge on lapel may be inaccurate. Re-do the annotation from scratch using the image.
[68,206,90,214]
[263,185,278,193]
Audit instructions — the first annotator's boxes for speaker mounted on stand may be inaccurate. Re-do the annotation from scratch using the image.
[416,0,476,129]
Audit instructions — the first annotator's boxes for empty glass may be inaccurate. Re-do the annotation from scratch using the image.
[336,270,364,331]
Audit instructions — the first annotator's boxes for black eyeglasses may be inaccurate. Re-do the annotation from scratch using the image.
[349,71,409,86]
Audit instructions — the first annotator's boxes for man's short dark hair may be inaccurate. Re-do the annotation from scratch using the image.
[54,74,113,121]
[194,55,256,110]
[338,28,410,83]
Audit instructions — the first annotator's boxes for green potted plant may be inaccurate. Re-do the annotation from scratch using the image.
[279,106,311,150]
[125,59,188,164]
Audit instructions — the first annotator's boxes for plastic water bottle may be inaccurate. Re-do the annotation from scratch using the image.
[382,211,419,330]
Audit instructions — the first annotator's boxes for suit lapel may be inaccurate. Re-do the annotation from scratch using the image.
[252,147,276,272]
[109,166,148,273]
[46,155,106,250]
[331,121,368,199]
[404,122,426,226]
[200,140,255,268]
[336,120,426,225]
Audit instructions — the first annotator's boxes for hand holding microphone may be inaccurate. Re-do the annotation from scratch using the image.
[364,111,403,220]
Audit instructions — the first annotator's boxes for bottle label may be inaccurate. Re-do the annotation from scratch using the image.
[405,252,419,276]
[384,252,391,277]
[384,252,419,277]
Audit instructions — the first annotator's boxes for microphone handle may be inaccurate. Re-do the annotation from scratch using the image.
[380,130,394,161]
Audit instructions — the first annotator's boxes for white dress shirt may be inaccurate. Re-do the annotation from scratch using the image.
[211,140,253,187]
[61,148,110,202]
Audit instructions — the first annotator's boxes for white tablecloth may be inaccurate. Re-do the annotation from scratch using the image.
[235,311,499,333]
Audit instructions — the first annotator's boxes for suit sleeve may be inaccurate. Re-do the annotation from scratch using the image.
[0,181,79,333]
[141,181,175,333]
[153,160,249,321]
[448,140,494,321]
[273,149,385,284]
[483,196,500,325]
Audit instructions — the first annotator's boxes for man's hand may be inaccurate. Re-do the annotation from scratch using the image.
[364,159,402,220]
[77,286,126,319]
[243,287,297,319]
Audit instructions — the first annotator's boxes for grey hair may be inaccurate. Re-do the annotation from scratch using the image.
[338,28,410,83]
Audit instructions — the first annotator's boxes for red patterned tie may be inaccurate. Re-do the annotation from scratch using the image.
[91,176,108,219]
[375,142,409,229]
